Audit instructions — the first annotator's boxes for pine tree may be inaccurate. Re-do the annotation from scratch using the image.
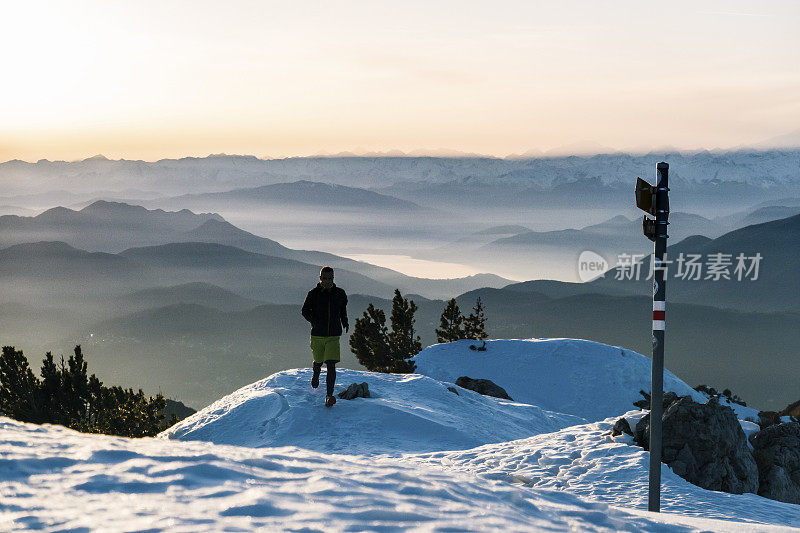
[40,351,67,425]
[349,304,392,372]
[63,345,90,430]
[0,346,41,422]
[349,290,420,373]
[463,297,488,341]
[387,289,420,372]
[436,298,464,343]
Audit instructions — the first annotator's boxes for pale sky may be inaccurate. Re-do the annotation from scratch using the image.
[1,0,798,162]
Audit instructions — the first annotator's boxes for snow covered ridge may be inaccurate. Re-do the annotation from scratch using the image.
[4,338,800,530]
[413,338,708,422]
[158,367,584,454]
[161,338,761,454]
[160,338,702,452]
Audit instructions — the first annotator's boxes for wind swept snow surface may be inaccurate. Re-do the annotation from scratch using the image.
[159,368,583,454]
[406,413,800,528]
[5,338,795,531]
[2,417,794,532]
[413,339,708,422]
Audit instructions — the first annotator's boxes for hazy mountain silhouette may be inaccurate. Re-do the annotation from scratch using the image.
[485,212,725,250]
[56,282,800,409]
[121,282,267,313]
[180,219,293,257]
[419,212,727,282]
[474,225,531,235]
[180,219,512,296]
[153,180,425,212]
[0,241,152,302]
[716,205,800,229]
[117,242,394,303]
[0,205,36,216]
[0,200,223,252]
[0,200,512,298]
[592,213,800,312]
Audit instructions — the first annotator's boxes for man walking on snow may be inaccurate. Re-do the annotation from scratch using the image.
[301,266,349,407]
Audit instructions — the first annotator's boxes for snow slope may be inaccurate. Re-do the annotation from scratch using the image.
[413,338,708,422]
[4,337,796,531]
[406,413,800,528]
[160,368,583,454]
[2,417,796,532]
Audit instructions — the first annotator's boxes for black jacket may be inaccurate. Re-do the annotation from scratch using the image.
[302,283,349,336]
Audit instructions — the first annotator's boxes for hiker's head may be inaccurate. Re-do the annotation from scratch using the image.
[319,266,334,289]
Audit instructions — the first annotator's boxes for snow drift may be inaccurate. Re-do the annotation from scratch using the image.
[161,338,719,454]
[413,338,708,422]
[159,367,583,454]
[10,416,795,532]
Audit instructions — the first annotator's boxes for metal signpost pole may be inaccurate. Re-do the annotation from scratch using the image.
[648,162,669,512]
[635,162,670,512]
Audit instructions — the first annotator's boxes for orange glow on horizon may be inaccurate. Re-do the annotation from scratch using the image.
[1,1,798,162]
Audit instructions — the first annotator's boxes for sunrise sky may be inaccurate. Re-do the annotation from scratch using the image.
[1,0,798,162]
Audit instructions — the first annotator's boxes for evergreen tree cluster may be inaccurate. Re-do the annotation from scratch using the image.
[349,289,421,373]
[435,297,488,343]
[350,291,491,374]
[0,345,167,437]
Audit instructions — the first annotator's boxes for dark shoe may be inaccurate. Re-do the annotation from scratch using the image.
[325,395,336,407]
[311,374,319,389]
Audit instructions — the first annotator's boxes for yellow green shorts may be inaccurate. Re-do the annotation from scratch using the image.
[310,335,341,363]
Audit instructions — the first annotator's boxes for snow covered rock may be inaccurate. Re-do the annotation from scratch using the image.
[751,422,800,504]
[413,338,706,422]
[158,368,583,454]
[455,376,513,400]
[635,396,759,495]
[338,382,370,400]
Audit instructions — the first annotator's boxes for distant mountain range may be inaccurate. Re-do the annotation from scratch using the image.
[56,269,800,408]
[0,201,223,252]
[716,204,800,229]
[0,200,511,299]
[590,213,800,312]
[419,212,733,282]
[2,151,798,208]
[0,239,395,306]
[147,181,425,213]
[0,205,36,216]
[3,210,792,408]
[122,282,266,313]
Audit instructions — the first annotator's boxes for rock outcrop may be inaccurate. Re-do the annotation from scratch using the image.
[633,390,679,410]
[634,396,758,494]
[750,422,800,504]
[455,377,513,400]
[611,417,633,437]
